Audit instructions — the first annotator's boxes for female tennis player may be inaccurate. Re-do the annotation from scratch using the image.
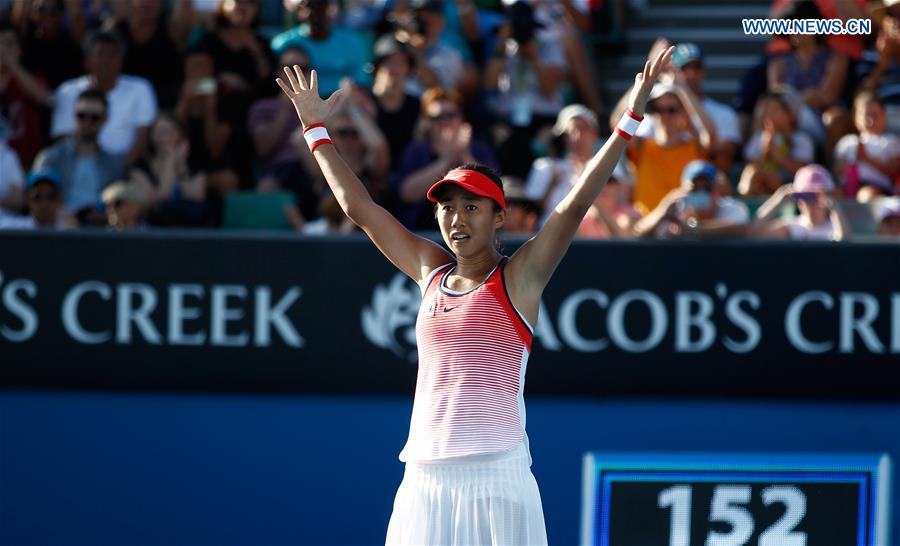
[277,45,674,546]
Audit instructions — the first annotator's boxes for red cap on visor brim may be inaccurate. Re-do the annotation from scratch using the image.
[426,169,507,209]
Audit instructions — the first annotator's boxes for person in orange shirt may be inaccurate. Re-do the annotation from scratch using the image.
[611,81,716,214]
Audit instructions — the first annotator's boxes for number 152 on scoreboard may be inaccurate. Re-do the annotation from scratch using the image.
[580,453,891,546]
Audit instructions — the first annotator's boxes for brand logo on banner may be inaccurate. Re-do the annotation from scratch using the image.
[361,273,421,362]
[357,274,899,357]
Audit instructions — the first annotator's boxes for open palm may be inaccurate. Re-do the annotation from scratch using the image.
[276,66,344,128]
[627,46,675,117]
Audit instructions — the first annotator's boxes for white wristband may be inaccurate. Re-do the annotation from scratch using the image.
[615,109,643,141]
[303,123,332,152]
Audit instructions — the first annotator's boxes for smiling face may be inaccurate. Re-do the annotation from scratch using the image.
[435,184,505,258]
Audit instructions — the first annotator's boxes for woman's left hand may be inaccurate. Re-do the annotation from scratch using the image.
[626,45,675,117]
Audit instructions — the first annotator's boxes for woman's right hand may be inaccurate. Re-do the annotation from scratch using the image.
[276,66,344,128]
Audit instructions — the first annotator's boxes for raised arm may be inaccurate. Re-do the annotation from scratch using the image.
[506,46,674,293]
[276,66,452,286]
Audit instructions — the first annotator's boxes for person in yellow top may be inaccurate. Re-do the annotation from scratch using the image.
[610,50,717,214]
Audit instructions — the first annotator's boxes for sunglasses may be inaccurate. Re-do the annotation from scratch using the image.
[652,106,681,115]
[335,127,359,137]
[429,112,459,122]
[793,192,819,202]
[76,111,103,122]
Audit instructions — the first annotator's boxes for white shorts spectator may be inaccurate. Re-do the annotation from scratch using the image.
[386,443,547,546]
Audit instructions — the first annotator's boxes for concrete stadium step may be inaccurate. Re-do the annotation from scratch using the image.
[593,0,770,104]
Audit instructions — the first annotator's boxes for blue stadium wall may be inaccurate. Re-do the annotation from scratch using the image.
[1,394,898,545]
[1,231,899,544]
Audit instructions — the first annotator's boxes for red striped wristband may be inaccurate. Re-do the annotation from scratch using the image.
[615,109,643,141]
[303,123,332,153]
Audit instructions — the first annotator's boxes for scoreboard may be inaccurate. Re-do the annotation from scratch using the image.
[581,453,892,546]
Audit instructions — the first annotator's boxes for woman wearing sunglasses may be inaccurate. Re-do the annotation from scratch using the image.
[276,45,674,546]
[610,75,717,216]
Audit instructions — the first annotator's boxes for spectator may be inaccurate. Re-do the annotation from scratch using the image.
[35,87,124,222]
[767,0,849,149]
[271,0,371,95]
[500,175,540,235]
[111,0,193,109]
[370,36,420,174]
[524,104,598,225]
[637,42,741,173]
[857,1,900,135]
[752,163,851,241]
[0,169,74,229]
[395,87,497,230]
[51,30,158,164]
[0,22,53,167]
[101,179,148,230]
[634,159,749,239]
[875,196,900,237]
[298,81,391,218]
[833,92,900,202]
[130,112,209,226]
[249,46,309,197]
[301,192,354,234]
[13,0,85,89]
[505,0,604,115]
[738,92,814,196]
[175,46,242,201]
[484,1,566,179]
[0,140,25,212]
[614,82,715,214]
[196,0,272,97]
[395,0,478,98]
[767,0,868,63]
[576,164,640,239]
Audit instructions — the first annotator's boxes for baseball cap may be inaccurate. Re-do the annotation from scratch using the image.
[792,164,835,193]
[648,82,679,103]
[552,104,599,136]
[681,160,717,186]
[672,43,703,68]
[26,169,63,190]
[101,181,146,206]
[427,169,506,209]
[373,35,413,69]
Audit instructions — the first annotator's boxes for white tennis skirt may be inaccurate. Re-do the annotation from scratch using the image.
[385,444,548,546]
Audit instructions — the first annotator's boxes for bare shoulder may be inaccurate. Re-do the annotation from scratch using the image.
[502,244,542,326]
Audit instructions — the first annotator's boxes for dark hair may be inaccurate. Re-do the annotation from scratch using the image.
[77,87,108,111]
[83,30,126,57]
[433,163,506,252]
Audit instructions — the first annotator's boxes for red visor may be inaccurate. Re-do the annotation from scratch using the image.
[426,169,507,209]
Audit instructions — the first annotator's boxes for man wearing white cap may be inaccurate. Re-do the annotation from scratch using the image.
[753,163,852,241]
[522,104,600,225]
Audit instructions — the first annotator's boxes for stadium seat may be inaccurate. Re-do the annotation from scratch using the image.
[222,191,297,231]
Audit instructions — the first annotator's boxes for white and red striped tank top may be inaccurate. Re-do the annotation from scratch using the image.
[399,257,535,462]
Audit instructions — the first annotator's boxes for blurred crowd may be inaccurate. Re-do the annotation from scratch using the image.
[0,0,897,239]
